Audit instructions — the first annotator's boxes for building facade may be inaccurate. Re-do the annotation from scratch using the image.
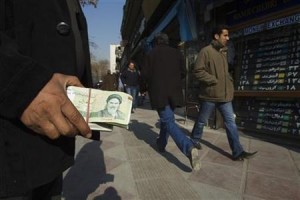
[110,44,121,73]
[119,0,300,139]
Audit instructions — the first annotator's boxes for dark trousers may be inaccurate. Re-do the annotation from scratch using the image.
[0,175,62,200]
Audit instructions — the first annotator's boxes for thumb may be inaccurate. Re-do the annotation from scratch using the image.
[65,76,84,88]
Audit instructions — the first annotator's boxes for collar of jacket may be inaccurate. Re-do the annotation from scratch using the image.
[211,40,228,54]
[128,68,136,72]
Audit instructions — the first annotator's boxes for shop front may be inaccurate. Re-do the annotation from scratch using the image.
[228,0,300,139]
[120,0,300,139]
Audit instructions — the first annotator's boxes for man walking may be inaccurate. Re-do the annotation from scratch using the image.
[142,33,200,170]
[192,25,257,161]
[121,61,140,113]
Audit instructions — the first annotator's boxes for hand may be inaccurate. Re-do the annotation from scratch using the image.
[20,73,92,139]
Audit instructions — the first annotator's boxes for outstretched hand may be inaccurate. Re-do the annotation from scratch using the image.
[20,73,92,139]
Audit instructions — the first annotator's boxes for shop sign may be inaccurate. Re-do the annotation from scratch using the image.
[243,13,300,35]
[227,0,299,25]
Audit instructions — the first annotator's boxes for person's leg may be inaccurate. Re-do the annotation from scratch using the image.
[157,105,200,170]
[0,175,62,200]
[131,86,138,110]
[32,175,63,200]
[157,106,193,156]
[155,112,169,152]
[191,101,215,142]
[125,86,132,96]
[125,87,134,112]
[217,102,244,158]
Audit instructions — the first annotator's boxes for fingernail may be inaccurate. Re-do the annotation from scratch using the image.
[86,133,92,138]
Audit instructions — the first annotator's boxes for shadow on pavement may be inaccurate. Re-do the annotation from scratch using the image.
[130,119,193,172]
[62,140,116,200]
[93,187,121,200]
[199,139,232,159]
[241,130,300,153]
[175,120,232,159]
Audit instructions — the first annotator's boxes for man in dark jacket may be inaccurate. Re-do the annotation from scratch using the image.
[192,24,257,161]
[121,61,140,113]
[0,1,93,199]
[142,33,200,171]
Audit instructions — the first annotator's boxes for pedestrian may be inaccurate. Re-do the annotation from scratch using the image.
[0,1,93,199]
[101,69,117,91]
[121,61,140,113]
[142,33,200,170]
[191,24,257,161]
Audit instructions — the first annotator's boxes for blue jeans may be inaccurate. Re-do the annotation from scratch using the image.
[125,86,138,109]
[191,101,244,158]
[157,105,194,156]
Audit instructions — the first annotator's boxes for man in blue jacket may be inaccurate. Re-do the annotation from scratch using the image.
[0,1,93,199]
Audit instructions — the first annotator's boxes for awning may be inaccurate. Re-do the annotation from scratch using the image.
[145,0,198,47]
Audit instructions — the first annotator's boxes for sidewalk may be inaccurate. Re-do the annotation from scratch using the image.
[62,103,300,200]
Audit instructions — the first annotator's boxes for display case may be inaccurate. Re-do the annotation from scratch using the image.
[232,20,300,138]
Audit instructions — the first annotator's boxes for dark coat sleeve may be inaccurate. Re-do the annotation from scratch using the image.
[0,33,53,119]
[0,0,92,119]
[142,45,186,109]
[0,1,93,196]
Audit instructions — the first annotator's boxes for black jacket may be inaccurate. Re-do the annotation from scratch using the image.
[0,0,92,196]
[142,44,186,109]
[121,68,140,87]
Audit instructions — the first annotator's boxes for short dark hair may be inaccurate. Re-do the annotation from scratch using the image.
[128,60,135,66]
[211,24,229,39]
[154,32,169,45]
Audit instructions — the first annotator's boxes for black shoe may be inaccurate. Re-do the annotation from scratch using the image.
[188,148,201,171]
[192,140,202,150]
[233,151,257,161]
[156,138,165,153]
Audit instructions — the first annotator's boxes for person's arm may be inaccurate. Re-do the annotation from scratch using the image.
[20,73,92,139]
[120,70,127,87]
[0,32,53,119]
[193,50,218,85]
[0,31,91,139]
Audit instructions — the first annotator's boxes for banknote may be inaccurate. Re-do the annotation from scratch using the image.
[67,86,133,131]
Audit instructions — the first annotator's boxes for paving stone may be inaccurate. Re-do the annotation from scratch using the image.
[135,178,201,200]
[130,157,180,180]
[62,107,300,199]
[126,146,163,161]
[189,181,241,200]
[245,171,300,200]
[248,153,298,179]
[189,162,243,193]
